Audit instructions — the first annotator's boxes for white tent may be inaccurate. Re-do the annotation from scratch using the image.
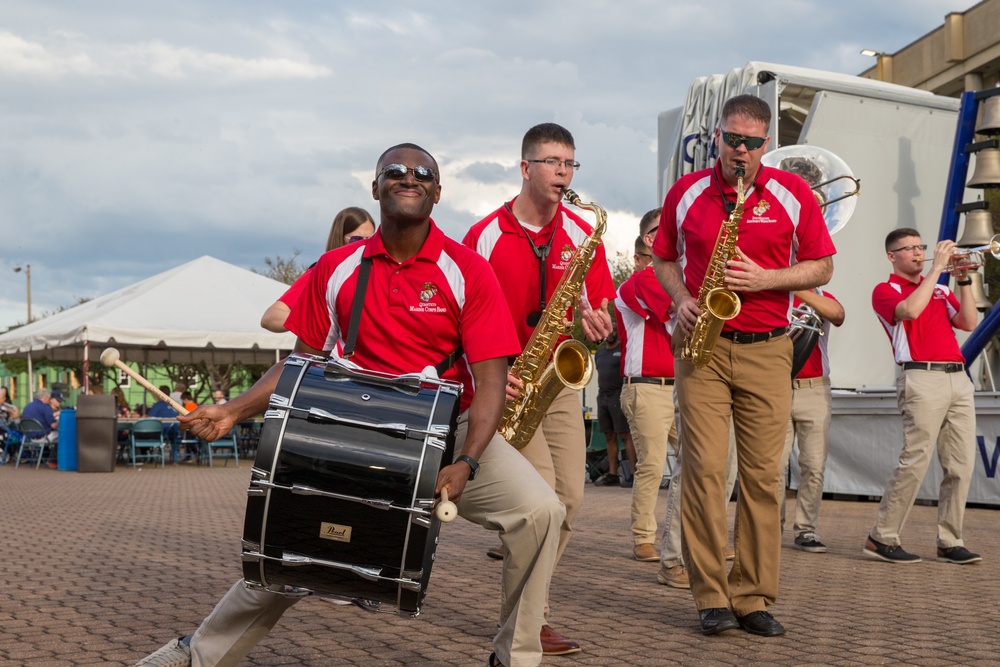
[0,256,297,375]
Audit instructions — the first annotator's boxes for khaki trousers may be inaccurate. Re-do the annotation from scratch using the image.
[620,383,676,545]
[676,335,791,615]
[518,386,586,565]
[779,378,831,537]
[190,413,564,667]
[870,368,975,549]
[660,416,738,568]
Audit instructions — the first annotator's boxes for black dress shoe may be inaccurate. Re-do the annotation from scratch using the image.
[698,607,740,635]
[735,610,786,636]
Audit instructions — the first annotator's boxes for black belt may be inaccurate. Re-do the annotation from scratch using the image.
[624,377,674,386]
[718,326,788,344]
[901,362,965,373]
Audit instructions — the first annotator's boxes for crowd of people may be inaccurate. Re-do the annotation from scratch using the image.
[24,93,968,667]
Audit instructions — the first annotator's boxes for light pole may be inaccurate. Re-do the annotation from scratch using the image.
[13,264,33,395]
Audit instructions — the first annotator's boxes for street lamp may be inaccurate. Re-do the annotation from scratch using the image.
[860,49,890,82]
[13,264,34,395]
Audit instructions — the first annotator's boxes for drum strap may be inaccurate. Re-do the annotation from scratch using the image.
[343,256,372,359]
[344,254,463,375]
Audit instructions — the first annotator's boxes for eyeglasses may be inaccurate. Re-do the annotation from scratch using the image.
[889,244,927,253]
[720,130,767,151]
[645,225,659,236]
[377,164,437,182]
[636,252,652,258]
[525,157,581,171]
[346,235,369,243]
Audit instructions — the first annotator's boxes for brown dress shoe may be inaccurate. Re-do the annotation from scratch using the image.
[633,543,660,561]
[540,624,581,655]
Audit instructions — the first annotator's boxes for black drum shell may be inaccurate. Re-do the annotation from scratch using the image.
[242,358,459,615]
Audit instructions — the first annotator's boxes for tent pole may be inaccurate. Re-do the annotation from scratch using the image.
[27,351,34,396]
[83,340,90,395]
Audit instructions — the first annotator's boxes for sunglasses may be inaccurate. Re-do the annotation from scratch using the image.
[378,163,437,182]
[347,235,369,243]
[720,130,767,151]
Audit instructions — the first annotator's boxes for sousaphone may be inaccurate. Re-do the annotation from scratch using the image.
[761,145,859,378]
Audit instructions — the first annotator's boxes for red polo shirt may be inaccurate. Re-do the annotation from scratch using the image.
[653,163,836,332]
[793,289,839,379]
[614,266,675,378]
[463,198,617,350]
[278,269,310,308]
[872,274,964,364]
[286,221,521,412]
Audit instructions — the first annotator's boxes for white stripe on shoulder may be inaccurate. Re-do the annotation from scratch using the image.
[561,211,588,247]
[676,175,712,228]
[323,247,364,351]
[476,217,503,260]
[438,249,467,311]
[765,179,801,228]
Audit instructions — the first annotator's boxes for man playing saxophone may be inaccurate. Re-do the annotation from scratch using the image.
[651,95,835,637]
[464,122,615,655]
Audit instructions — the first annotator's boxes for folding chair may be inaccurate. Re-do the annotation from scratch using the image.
[14,418,51,469]
[202,427,239,467]
[129,419,167,468]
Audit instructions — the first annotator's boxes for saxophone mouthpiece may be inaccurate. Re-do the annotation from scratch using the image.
[735,165,746,178]
[562,188,580,205]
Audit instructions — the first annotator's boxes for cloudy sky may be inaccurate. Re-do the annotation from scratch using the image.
[0,0,970,331]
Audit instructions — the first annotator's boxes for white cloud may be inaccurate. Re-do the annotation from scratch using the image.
[0,30,330,82]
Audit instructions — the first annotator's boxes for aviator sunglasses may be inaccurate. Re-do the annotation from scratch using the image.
[378,163,437,182]
[720,130,767,151]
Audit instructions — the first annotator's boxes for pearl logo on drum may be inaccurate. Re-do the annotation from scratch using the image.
[319,522,352,543]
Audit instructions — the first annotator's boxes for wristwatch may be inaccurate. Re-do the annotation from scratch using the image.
[456,454,480,480]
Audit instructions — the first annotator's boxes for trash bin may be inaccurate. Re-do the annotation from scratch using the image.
[57,407,78,471]
[77,395,117,472]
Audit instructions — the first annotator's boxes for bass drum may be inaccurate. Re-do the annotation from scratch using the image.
[241,354,461,616]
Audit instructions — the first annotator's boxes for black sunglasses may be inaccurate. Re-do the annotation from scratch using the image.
[378,163,437,182]
[720,130,767,151]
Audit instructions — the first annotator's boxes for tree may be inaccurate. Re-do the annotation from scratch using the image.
[254,251,305,286]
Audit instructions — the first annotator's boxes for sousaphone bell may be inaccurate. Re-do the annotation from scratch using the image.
[761,145,860,377]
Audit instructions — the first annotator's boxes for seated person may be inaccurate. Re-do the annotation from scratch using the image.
[22,388,59,466]
[149,385,181,462]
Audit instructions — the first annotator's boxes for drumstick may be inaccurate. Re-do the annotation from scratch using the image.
[435,486,457,523]
[100,347,189,416]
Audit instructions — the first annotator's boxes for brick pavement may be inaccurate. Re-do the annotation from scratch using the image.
[0,463,997,666]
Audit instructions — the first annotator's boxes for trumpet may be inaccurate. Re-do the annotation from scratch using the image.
[919,234,1000,272]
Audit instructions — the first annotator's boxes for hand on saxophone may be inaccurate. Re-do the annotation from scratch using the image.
[674,296,703,337]
[724,246,772,292]
[505,373,523,401]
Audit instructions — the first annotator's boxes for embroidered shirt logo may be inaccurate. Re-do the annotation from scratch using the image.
[746,198,776,225]
[419,282,438,303]
[559,245,575,263]
[409,281,447,313]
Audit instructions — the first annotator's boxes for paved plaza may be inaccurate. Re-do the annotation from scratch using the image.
[1,462,997,666]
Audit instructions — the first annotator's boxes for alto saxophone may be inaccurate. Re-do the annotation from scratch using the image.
[681,167,746,368]
[498,189,606,450]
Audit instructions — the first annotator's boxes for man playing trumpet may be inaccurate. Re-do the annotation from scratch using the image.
[866,229,982,565]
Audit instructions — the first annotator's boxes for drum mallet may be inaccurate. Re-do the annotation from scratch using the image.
[436,486,457,523]
[100,347,189,415]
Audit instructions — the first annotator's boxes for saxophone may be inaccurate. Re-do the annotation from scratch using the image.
[681,167,745,368]
[498,188,607,450]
